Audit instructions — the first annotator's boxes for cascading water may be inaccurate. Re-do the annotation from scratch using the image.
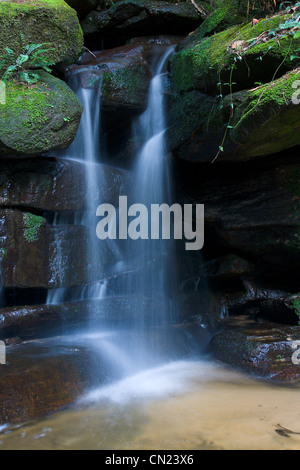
[47,76,111,305]
[46,45,196,398]
[130,46,177,328]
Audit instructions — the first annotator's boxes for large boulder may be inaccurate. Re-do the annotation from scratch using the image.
[81,0,210,46]
[0,72,83,157]
[0,0,84,66]
[178,0,276,49]
[168,8,300,161]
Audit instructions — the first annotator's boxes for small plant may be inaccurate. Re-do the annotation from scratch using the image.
[290,296,300,324]
[23,213,46,243]
[0,42,55,85]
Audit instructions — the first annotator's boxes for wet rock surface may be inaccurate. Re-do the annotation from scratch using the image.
[0,158,131,213]
[0,339,99,424]
[209,317,300,382]
[0,323,208,425]
[0,209,119,289]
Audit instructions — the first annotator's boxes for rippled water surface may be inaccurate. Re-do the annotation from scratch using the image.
[1,360,300,450]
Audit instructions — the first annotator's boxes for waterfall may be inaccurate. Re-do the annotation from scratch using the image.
[128,46,177,329]
[47,76,107,305]
[46,45,185,382]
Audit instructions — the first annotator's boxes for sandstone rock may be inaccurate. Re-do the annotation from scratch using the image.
[0,209,117,289]
[210,318,300,382]
[180,155,300,271]
[0,340,100,424]
[68,43,152,121]
[0,158,131,212]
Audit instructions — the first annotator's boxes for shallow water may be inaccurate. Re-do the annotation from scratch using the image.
[1,360,300,450]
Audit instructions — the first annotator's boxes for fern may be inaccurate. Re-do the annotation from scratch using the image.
[0,42,55,84]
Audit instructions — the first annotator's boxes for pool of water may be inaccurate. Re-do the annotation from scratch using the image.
[1,359,300,450]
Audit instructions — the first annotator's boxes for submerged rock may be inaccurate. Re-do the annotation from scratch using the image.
[0,0,84,66]
[0,72,83,157]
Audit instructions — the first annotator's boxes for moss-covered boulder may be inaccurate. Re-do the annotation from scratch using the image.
[171,12,300,95]
[230,69,300,159]
[0,71,83,157]
[0,0,84,66]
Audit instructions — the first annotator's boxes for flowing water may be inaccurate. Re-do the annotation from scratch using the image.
[48,47,187,383]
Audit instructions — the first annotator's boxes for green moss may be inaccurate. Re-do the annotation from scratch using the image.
[23,212,46,242]
[0,0,84,66]
[171,12,300,95]
[227,68,300,157]
[288,295,300,324]
[102,64,148,105]
[0,71,83,155]
[184,0,249,44]
[233,68,300,130]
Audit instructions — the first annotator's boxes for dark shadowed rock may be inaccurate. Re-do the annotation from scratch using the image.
[180,156,300,272]
[81,0,208,45]
[0,296,173,340]
[65,0,99,19]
